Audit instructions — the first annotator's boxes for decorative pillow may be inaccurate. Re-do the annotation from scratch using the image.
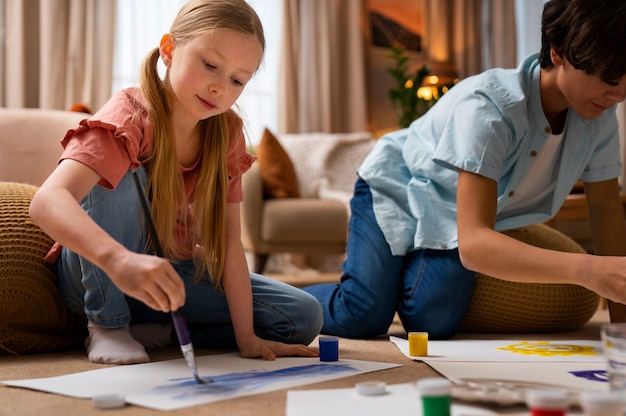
[256,128,300,199]
[0,182,86,354]
[277,131,373,199]
[459,223,600,333]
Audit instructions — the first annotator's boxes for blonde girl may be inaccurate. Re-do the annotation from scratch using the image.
[30,0,322,365]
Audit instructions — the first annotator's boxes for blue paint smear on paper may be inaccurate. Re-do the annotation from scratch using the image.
[152,363,359,400]
[569,369,608,383]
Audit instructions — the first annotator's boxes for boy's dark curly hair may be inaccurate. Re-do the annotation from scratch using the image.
[539,0,626,84]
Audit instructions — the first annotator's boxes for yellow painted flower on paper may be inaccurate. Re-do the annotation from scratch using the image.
[497,341,599,357]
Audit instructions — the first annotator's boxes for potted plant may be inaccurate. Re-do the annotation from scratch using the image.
[386,45,454,128]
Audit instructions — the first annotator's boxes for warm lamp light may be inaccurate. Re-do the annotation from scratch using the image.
[417,86,433,101]
[425,75,439,85]
[407,72,446,101]
[417,86,440,101]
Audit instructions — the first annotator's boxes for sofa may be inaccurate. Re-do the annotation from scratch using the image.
[241,162,349,273]
[240,129,377,273]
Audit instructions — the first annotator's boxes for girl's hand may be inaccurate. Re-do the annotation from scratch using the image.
[29,160,186,313]
[105,250,186,312]
[238,336,319,361]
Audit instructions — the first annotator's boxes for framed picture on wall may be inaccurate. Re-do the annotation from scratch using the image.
[367,0,425,52]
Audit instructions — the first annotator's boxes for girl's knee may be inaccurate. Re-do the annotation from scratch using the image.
[302,295,324,340]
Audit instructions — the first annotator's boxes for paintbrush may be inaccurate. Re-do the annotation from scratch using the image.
[131,170,208,384]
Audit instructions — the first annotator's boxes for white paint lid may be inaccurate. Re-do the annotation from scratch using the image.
[356,381,387,396]
[92,394,126,409]
[526,389,568,409]
[416,378,452,396]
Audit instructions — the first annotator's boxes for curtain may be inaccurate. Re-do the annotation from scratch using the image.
[1,0,115,110]
[279,0,368,134]
[448,0,483,78]
[483,0,517,70]
[447,0,516,79]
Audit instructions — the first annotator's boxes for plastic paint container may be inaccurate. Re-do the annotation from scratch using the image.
[417,378,452,416]
[92,394,126,409]
[318,336,339,362]
[408,332,428,356]
[579,391,624,416]
[355,381,387,396]
[526,390,568,416]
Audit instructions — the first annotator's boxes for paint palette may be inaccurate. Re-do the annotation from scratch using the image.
[452,378,580,407]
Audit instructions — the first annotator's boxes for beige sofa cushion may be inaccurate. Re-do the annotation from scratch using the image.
[0,108,86,186]
[262,198,348,243]
[273,131,375,200]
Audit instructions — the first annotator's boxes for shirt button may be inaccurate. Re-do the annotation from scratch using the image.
[544,126,551,134]
[530,150,537,157]
[508,191,515,197]
[440,243,448,249]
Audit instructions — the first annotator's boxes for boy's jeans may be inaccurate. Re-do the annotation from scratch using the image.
[304,176,476,339]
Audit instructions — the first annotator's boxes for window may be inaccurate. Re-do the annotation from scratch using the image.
[112,1,186,93]
[112,0,282,146]
[515,0,547,64]
[235,0,283,146]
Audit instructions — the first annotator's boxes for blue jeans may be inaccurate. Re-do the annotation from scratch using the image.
[58,167,323,348]
[303,176,476,339]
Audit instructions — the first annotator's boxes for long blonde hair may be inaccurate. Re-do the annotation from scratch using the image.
[139,0,265,286]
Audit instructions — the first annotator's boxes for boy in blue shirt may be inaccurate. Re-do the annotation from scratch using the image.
[305,0,626,338]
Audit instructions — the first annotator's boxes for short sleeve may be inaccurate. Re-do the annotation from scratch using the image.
[60,89,152,189]
[430,91,516,183]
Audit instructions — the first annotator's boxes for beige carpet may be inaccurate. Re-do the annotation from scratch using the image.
[0,276,610,416]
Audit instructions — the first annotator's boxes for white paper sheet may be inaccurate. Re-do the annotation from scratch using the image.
[2,352,400,411]
[390,336,604,362]
[427,361,608,393]
[286,382,532,416]
[389,336,610,411]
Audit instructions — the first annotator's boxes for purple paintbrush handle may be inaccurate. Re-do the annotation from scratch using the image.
[172,309,192,346]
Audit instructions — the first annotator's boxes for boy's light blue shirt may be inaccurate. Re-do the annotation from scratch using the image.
[358,54,621,256]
